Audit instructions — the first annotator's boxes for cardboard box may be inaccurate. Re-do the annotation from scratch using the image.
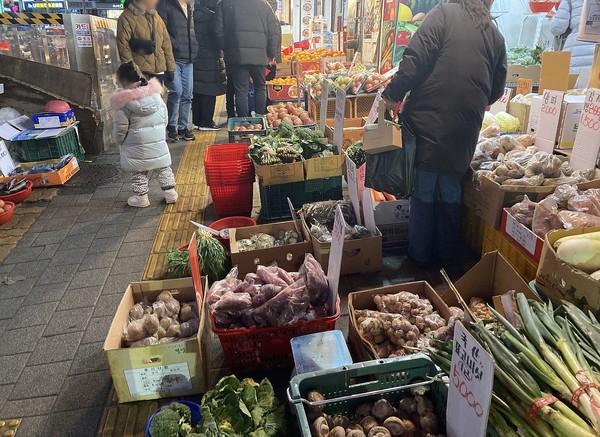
[506,65,541,89]
[442,251,538,313]
[527,95,543,135]
[304,154,344,180]
[508,101,531,134]
[276,61,294,77]
[229,221,312,276]
[378,222,409,247]
[536,226,600,310]
[103,277,207,403]
[363,102,402,154]
[0,156,79,187]
[254,161,304,186]
[363,188,410,225]
[301,213,382,275]
[348,281,451,361]
[500,209,544,263]
[539,51,571,93]
[578,0,600,43]
[267,82,304,101]
[557,95,584,149]
[325,118,365,149]
[32,108,75,129]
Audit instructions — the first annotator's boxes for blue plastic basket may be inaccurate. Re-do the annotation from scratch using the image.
[145,400,202,437]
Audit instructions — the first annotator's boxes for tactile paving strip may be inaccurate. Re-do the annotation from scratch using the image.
[0,418,21,436]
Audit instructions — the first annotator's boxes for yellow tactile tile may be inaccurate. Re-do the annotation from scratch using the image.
[0,418,21,436]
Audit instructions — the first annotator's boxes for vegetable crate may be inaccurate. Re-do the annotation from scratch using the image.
[15,127,84,162]
[259,177,343,223]
[309,98,352,122]
[288,354,447,437]
[227,117,267,143]
[211,299,340,373]
[352,93,378,118]
[482,223,538,281]
[204,143,254,186]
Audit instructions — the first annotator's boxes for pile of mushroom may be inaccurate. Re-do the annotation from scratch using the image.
[307,389,445,437]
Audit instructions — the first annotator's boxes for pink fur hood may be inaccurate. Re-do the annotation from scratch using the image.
[110,78,163,110]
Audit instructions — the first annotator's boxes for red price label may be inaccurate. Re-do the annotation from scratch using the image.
[541,103,557,116]
[452,363,484,417]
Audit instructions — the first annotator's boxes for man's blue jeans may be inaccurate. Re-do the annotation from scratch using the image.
[167,61,193,131]
[408,168,463,264]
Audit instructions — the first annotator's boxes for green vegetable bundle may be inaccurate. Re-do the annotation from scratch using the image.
[346,140,365,167]
[507,46,543,67]
[198,375,285,437]
[149,402,199,437]
[167,230,227,282]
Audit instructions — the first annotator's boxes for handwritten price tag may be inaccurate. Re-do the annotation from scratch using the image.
[367,89,384,125]
[571,88,600,170]
[447,322,494,437]
[319,79,329,133]
[490,87,512,114]
[516,78,533,96]
[536,89,564,153]
[505,213,538,255]
[333,87,346,152]
[326,205,345,314]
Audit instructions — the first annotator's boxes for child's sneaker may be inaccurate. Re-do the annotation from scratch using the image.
[164,189,178,204]
[127,194,150,208]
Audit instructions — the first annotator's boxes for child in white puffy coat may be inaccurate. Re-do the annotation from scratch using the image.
[111,62,178,207]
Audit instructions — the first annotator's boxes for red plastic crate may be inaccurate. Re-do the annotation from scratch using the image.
[211,298,340,373]
[204,143,255,186]
[210,182,254,217]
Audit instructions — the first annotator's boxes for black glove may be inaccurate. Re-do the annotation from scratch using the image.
[165,71,175,83]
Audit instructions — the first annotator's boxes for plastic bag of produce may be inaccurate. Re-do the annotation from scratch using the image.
[532,196,563,237]
[509,195,537,228]
[559,210,600,229]
[365,117,417,198]
[207,267,241,306]
[495,111,521,133]
[252,279,309,327]
[567,193,600,216]
[481,112,499,132]
[524,152,562,178]
[299,253,329,305]
[553,184,579,208]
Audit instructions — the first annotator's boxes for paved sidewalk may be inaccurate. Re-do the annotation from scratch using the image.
[0,141,187,436]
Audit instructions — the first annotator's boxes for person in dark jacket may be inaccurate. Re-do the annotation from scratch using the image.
[215,0,280,116]
[382,0,506,266]
[158,0,199,141]
[192,0,226,130]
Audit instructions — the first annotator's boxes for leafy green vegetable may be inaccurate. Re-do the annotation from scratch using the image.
[167,230,227,281]
[346,140,365,166]
[198,376,285,437]
[149,408,180,437]
[507,46,543,66]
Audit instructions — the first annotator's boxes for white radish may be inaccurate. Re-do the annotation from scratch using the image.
[555,231,600,249]
[556,239,600,273]
[591,270,600,280]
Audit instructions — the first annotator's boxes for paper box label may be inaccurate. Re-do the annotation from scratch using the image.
[536,89,565,153]
[490,88,512,114]
[124,362,193,397]
[505,212,538,255]
[516,78,533,95]
[571,88,600,170]
[333,87,346,151]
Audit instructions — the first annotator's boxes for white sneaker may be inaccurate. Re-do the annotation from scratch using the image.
[127,194,150,208]
[164,189,178,204]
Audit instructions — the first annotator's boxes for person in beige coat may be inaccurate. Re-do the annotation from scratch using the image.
[117,0,176,81]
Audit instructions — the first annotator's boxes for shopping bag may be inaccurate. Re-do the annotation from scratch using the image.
[364,107,417,199]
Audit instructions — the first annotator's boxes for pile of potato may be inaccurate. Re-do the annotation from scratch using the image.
[123,291,199,347]
[0,199,12,214]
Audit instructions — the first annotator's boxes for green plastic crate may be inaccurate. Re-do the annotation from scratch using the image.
[16,127,84,163]
[259,177,343,223]
[288,354,447,437]
[227,116,267,143]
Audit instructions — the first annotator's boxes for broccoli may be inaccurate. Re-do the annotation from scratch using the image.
[149,408,180,437]
[295,127,324,143]
[168,402,192,425]
[275,121,294,139]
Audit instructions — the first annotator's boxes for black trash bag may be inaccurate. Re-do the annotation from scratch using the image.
[365,117,417,199]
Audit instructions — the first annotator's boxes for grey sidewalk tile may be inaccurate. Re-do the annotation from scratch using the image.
[0,277,36,300]
[0,263,14,274]
[9,361,70,399]
[22,282,68,305]
[4,246,45,264]
[135,204,164,216]
[36,207,57,220]
[42,215,79,231]
[78,251,117,271]
[51,206,84,219]
[27,218,50,233]
[92,187,121,199]
[92,294,124,318]
[102,272,140,295]
[103,211,136,225]
[28,332,83,366]
[117,241,153,259]
[110,255,148,275]
[9,301,59,330]
[76,209,108,224]
[81,316,113,344]
[0,297,24,320]
[124,227,156,243]
[49,195,81,207]
[58,234,93,251]
[16,232,41,248]
[48,248,88,267]
[95,223,131,239]
[69,268,110,289]
[75,193,94,205]
[0,384,13,412]
[0,325,44,356]
[0,396,56,418]
[38,243,61,260]
[85,199,118,209]
[36,263,78,286]
[12,416,47,437]
[67,221,102,237]
[86,236,124,254]
[57,286,102,311]
[137,214,161,228]
[68,342,108,375]
[0,354,30,384]
[0,320,7,336]
[52,370,111,411]
[43,307,94,337]
[45,406,104,437]
[9,259,51,279]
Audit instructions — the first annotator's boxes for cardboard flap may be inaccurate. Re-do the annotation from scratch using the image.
[361,188,377,235]
[287,197,305,242]
[187,233,203,298]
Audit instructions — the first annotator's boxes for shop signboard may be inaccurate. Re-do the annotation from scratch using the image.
[535,89,565,153]
[570,87,600,170]
[447,321,494,437]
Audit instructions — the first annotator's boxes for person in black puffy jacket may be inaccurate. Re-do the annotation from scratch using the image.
[215,0,280,116]
[192,0,226,130]
[381,0,506,267]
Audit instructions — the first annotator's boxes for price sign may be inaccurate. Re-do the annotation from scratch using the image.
[0,140,15,177]
[516,78,533,96]
[319,79,329,133]
[326,205,345,313]
[333,87,346,152]
[571,88,600,170]
[346,158,362,225]
[536,89,564,153]
[367,89,384,125]
[505,213,538,255]
[361,187,377,235]
[447,322,494,437]
[489,87,512,114]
